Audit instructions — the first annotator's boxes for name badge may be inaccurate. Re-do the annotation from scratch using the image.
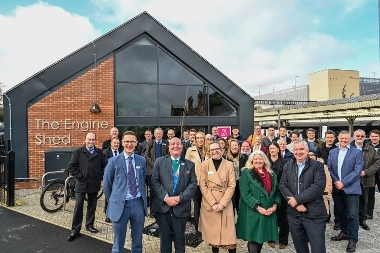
[136,166,141,169]
[181,163,185,166]
[208,171,214,175]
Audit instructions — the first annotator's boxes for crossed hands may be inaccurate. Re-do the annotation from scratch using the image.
[257,206,277,216]
[212,203,225,212]
[334,181,344,190]
[165,196,180,207]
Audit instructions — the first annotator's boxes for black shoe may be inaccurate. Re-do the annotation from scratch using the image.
[333,223,341,230]
[331,232,349,241]
[149,211,155,218]
[105,217,111,223]
[346,241,356,252]
[367,215,373,219]
[360,221,370,230]
[68,231,80,241]
[86,226,99,233]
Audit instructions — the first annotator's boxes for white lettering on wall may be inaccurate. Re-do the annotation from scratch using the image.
[34,118,110,145]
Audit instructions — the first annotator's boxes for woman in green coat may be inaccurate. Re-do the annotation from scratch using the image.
[236,150,281,253]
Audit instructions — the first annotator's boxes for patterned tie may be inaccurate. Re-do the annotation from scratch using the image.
[172,159,180,195]
[128,156,138,197]
[114,150,118,157]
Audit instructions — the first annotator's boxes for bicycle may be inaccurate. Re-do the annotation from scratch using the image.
[40,169,103,213]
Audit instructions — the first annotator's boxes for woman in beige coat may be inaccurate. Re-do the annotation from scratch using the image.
[185,131,209,233]
[308,152,332,214]
[199,142,236,253]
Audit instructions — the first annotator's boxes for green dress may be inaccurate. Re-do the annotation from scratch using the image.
[236,168,281,243]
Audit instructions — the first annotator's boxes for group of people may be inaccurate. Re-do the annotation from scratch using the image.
[64,125,380,253]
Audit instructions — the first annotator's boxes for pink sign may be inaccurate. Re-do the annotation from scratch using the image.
[217,126,231,139]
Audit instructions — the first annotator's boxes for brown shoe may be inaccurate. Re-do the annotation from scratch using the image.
[279,244,286,249]
[268,242,275,248]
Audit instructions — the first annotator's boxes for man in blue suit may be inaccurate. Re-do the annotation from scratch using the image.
[328,130,364,253]
[103,131,147,253]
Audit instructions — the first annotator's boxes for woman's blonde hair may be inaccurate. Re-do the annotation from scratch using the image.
[244,150,272,173]
[195,131,209,158]
[226,139,241,161]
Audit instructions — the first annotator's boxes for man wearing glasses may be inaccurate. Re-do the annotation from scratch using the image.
[350,129,380,231]
[103,131,147,253]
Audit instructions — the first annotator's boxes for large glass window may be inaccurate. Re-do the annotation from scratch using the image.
[159,85,207,117]
[158,48,203,85]
[209,87,237,116]
[115,36,238,120]
[115,37,157,83]
[116,83,158,116]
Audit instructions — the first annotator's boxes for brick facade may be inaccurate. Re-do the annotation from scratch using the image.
[20,57,114,189]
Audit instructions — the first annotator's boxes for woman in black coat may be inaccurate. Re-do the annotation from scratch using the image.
[267,141,289,249]
[224,139,248,215]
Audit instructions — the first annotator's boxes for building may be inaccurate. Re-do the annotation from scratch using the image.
[3,12,253,184]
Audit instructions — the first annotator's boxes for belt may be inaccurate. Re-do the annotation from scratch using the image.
[124,196,142,203]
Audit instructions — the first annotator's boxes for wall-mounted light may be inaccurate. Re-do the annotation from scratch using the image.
[90,42,101,113]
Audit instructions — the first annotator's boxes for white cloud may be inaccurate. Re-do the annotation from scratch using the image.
[0,2,101,91]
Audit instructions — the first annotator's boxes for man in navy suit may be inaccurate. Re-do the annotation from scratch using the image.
[103,131,147,253]
[329,130,364,253]
[151,137,197,253]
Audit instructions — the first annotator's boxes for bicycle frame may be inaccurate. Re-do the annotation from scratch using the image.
[63,175,74,212]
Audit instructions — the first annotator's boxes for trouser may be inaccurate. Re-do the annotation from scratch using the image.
[71,192,98,232]
[367,171,379,216]
[287,215,326,253]
[359,186,370,222]
[192,186,202,232]
[332,190,360,243]
[156,211,187,253]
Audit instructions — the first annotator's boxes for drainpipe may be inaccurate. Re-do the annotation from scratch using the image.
[3,93,11,144]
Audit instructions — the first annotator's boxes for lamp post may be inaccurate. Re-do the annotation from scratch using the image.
[259,85,262,95]
[294,76,298,89]
[373,72,376,78]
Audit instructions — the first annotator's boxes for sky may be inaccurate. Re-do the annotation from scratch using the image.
[0,0,378,96]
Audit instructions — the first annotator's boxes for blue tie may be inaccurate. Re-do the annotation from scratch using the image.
[172,160,179,195]
[128,157,138,197]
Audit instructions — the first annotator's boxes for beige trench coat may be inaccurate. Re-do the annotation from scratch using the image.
[198,158,236,246]
[185,146,209,185]
[324,164,333,214]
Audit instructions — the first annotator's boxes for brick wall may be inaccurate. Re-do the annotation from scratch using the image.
[19,58,114,189]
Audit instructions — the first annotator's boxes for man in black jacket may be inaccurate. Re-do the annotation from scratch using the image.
[67,133,108,241]
[280,140,327,253]
[316,129,339,228]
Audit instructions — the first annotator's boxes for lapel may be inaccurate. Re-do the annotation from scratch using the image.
[341,147,353,169]
[176,157,187,184]
[134,155,140,182]
[207,159,223,186]
[191,147,202,163]
[164,156,174,192]
[120,154,128,178]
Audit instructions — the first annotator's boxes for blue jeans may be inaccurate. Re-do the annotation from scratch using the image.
[112,197,145,253]
[332,190,360,243]
[287,215,326,253]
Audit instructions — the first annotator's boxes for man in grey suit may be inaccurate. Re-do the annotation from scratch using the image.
[329,130,364,253]
[144,128,169,217]
[103,131,147,253]
[151,137,197,253]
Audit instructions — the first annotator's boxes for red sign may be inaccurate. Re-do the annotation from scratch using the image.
[217,126,231,139]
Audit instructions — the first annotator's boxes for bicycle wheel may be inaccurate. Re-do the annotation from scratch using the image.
[40,179,66,213]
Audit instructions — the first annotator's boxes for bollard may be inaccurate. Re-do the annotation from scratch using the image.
[7,151,15,206]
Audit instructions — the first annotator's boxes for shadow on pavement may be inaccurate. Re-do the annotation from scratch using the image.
[0,206,130,253]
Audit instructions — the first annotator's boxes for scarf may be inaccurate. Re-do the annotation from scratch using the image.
[254,167,272,194]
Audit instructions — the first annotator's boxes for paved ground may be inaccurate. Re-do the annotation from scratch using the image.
[0,205,127,253]
[2,189,380,252]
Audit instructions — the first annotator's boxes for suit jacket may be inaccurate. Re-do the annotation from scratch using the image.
[273,136,291,145]
[137,140,148,156]
[144,139,169,175]
[151,155,197,218]
[103,147,123,159]
[68,145,107,193]
[328,146,364,195]
[103,153,148,221]
[181,140,192,158]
